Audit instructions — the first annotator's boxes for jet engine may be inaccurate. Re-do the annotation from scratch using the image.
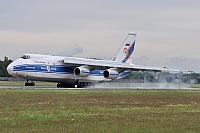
[74,67,90,77]
[103,69,119,79]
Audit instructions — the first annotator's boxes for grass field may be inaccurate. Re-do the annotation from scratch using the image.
[0,89,200,133]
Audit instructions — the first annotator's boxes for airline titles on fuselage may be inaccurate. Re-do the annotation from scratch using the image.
[34,61,45,64]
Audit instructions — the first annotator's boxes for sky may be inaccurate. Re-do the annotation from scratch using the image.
[0,0,200,72]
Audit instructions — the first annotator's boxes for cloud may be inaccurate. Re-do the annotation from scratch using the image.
[166,57,200,73]
[57,45,83,57]
[0,0,200,73]
[133,56,200,73]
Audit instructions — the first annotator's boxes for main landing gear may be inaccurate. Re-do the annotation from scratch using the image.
[57,83,75,88]
[25,80,35,86]
[57,82,91,88]
[77,82,90,88]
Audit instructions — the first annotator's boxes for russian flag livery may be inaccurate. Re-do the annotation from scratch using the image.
[112,32,136,64]
[122,41,135,63]
[125,43,131,46]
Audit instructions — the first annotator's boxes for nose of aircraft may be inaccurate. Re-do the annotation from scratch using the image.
[7,63,13,76]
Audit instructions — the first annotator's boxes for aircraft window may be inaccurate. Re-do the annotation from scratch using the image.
[20,55,30,59]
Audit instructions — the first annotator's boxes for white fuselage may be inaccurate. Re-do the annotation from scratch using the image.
[7,54,129,84]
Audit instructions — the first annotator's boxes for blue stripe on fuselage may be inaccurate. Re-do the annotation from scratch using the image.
[13,64,74,74]
[13,64,130,77]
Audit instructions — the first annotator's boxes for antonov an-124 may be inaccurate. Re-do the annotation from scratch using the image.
[7,32,183,88]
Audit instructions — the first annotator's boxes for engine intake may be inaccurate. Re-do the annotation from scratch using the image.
[103,69,119,79]
[74,67,90,77]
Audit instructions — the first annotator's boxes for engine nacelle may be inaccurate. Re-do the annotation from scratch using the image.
[103,69,119,79]
[74,67,90,77]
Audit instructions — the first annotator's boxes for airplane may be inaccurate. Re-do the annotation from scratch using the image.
[7,32,182,88]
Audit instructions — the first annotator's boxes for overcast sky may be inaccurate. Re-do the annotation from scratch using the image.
[0,0,200,72]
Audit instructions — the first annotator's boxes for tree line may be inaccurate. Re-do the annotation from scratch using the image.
[0,57,12,77]
[124,71,200,84]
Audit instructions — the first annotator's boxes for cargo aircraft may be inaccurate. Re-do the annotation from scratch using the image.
[7,32,180,88]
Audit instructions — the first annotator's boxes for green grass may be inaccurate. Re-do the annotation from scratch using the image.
[191,84,200,88]
[0,89,200,133]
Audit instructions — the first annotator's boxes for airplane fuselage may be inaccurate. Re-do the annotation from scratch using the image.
[7,54,130,86]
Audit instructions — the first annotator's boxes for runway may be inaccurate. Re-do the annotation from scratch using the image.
[0,82,200,90]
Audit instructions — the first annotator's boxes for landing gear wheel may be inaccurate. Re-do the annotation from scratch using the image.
[77,82,91,88]
[25,80,35,86]
[30,82,35,86]
[57,83,61,88]
[25,82,29,86]
[57,83,75,88]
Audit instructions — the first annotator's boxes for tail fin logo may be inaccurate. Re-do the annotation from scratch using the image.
[122,41,135,63]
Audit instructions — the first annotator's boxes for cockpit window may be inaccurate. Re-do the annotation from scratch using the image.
[20,55,30,59]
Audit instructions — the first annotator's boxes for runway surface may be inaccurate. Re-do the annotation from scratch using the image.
[0,83,199,90]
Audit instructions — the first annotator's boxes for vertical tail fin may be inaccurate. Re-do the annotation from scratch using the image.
[112,32,136,63]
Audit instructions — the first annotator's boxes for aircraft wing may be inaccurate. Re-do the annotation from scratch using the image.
[63,57,173,72]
